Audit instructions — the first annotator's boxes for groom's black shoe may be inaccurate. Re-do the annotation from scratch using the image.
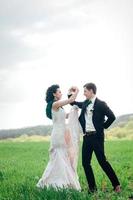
[128,195,133,200]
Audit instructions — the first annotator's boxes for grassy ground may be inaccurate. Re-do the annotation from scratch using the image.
[0,140,133,200]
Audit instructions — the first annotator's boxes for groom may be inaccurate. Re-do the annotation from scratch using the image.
[69,83,121,193]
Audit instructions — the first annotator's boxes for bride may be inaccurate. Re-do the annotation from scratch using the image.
[36,84,81,190]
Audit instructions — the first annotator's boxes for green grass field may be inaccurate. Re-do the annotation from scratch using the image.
[0,140,133,200]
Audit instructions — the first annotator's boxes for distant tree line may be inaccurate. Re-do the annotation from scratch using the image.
[0,125,52,140]
[0,114,133,140]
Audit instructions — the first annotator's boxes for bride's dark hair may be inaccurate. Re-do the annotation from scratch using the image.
[46,84,60,103]
[45,84,60,119]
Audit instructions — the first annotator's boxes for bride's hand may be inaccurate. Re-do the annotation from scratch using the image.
[68,86,79,103]
[68,86,79,95]
[75,87,79,94]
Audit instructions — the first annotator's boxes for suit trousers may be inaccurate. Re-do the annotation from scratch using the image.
[82,134,120,191]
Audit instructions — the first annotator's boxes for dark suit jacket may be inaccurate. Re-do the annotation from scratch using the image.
[70,97,116,137]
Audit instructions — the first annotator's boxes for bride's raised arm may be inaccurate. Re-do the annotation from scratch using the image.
[52,87,79,111]
[68,87,83,109]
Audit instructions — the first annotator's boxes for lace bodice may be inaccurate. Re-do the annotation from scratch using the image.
[50,107,66,148]
[52,107,66,127]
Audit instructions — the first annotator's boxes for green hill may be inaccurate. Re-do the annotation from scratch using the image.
[106,114,133,140]
[0,113,133,140]
[111,113,133,128]
[0,125,52,140]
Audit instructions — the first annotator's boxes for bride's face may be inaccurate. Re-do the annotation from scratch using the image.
[53,88,62,100]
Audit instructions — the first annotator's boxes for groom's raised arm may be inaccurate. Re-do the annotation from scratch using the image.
[68,94,83,109]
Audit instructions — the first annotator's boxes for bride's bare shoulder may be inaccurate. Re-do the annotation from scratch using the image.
[52,101,60,111]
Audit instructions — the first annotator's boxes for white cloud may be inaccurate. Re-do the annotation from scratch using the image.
[0,0,133,129]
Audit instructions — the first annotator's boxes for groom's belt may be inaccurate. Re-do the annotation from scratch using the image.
[85,131,96,136]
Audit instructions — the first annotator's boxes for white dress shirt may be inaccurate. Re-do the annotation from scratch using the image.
[85,96,96,132]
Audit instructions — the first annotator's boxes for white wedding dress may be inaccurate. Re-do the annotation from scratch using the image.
[36,106,81,190]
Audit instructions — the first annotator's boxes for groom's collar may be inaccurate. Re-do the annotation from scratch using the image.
[86,95,96,104]
[90,95,96,104]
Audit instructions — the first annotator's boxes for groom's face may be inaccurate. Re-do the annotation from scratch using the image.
[84,87,93,99]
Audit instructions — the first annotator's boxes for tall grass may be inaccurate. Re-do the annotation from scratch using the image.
[0,140,133,199]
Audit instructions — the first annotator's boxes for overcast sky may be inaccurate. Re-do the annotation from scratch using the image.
[0,0,133,129]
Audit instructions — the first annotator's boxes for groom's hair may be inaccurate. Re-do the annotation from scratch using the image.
[83,83,97,94]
